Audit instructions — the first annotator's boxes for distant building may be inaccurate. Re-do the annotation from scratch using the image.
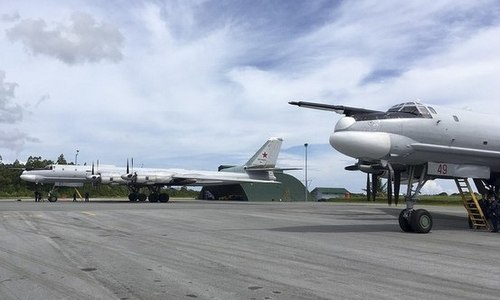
[311,187,350,201]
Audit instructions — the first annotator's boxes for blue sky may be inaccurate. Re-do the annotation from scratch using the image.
[2,0,500,193]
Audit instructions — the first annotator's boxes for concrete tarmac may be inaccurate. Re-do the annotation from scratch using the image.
[0,200,499,299]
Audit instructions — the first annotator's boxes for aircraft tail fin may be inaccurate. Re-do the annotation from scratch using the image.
[244,137,283,169]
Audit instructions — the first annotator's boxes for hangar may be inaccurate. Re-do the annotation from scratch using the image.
[199,171,308,201]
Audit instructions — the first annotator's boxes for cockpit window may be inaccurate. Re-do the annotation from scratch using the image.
[386,102,433,119]
[401,105,420,115]
[427,106,437,114]
[354,101,434,121]
[388,104,403,112]
[417,105,432,118]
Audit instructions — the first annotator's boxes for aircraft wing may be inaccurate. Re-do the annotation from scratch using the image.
[289,101,382,116]
[126,170,279,186]
[170,174,279,185]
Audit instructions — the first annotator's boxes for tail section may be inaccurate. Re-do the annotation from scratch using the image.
[244,137,283,169]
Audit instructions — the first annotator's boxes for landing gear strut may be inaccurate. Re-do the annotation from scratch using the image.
[147,186,169,203]
[399,165,433,233]
[128,186,170,203]
[47,184,58,202]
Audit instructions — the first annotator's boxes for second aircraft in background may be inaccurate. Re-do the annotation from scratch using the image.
[20,137,284,202]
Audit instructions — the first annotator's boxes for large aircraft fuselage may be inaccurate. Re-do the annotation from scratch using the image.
[330,104,500,172]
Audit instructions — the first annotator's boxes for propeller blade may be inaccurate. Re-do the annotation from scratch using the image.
[371,173,378,202]
[345,164,359,171]
[126,159,129,174]
[387,163,394,206]
[394,171,401,206]
[366,173,371,202]
[387,172,393,206]
[91,161,95,175]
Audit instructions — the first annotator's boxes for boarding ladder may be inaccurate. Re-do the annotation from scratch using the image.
[454,178,489,230]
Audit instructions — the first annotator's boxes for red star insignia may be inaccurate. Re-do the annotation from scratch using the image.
[262,152,268,158]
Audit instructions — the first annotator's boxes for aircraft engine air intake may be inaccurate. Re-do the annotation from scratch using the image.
[330,131,391,160]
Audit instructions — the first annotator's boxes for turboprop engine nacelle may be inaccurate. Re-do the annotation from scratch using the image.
[86,174,101,181]
[100,174,127,185]
[134,174,173,184]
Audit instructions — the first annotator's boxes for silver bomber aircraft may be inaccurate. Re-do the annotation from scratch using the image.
[20,163,129,201]
[120,137,284,202]
[290,100,500,233]
[20,137,284,202]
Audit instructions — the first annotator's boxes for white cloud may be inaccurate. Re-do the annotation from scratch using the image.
[0,70,22,123]
[420,180,457,196]
[1,12,20,22]
[6,12,124,65]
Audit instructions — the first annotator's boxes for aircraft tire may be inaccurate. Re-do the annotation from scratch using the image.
[48,196,58,202]
[148,193,159,203]
[138,193,147,202]
[410,209,433,233]
[159,193,169,203]
[128,193,138,202]
[398,210,413,232]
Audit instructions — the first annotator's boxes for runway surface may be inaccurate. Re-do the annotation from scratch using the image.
[0,199,499,299]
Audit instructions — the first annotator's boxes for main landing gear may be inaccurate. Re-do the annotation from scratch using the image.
[398,165,433,233]
[127,186,170,203]
[47,184,58,202]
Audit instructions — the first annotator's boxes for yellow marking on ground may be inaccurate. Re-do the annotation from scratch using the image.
[81,211,96,216]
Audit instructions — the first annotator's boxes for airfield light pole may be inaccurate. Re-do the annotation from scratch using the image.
[75,149,79,165]
[304,143,308,202]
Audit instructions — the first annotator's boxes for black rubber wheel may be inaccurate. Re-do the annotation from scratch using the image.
[128,193,138,201]
[148,193,159,203]
[399,210,413,232]
[159,193,169,203]
[410,209,433,233]
[48,196,58,202]
[138,193,147,202]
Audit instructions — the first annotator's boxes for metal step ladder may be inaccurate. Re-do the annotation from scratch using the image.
[454,178,489,230]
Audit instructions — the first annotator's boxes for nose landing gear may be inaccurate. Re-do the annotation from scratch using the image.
[399,165,433,233]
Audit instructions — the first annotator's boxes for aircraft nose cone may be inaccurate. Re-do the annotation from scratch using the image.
[329,131,391,160]
[20,173,37,182]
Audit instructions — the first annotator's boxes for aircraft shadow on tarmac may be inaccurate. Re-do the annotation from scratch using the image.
[380,208,473,231]
[270,209,472,233]
[270,223,399,233]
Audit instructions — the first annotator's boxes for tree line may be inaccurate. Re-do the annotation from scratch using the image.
[0,154,199,199]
